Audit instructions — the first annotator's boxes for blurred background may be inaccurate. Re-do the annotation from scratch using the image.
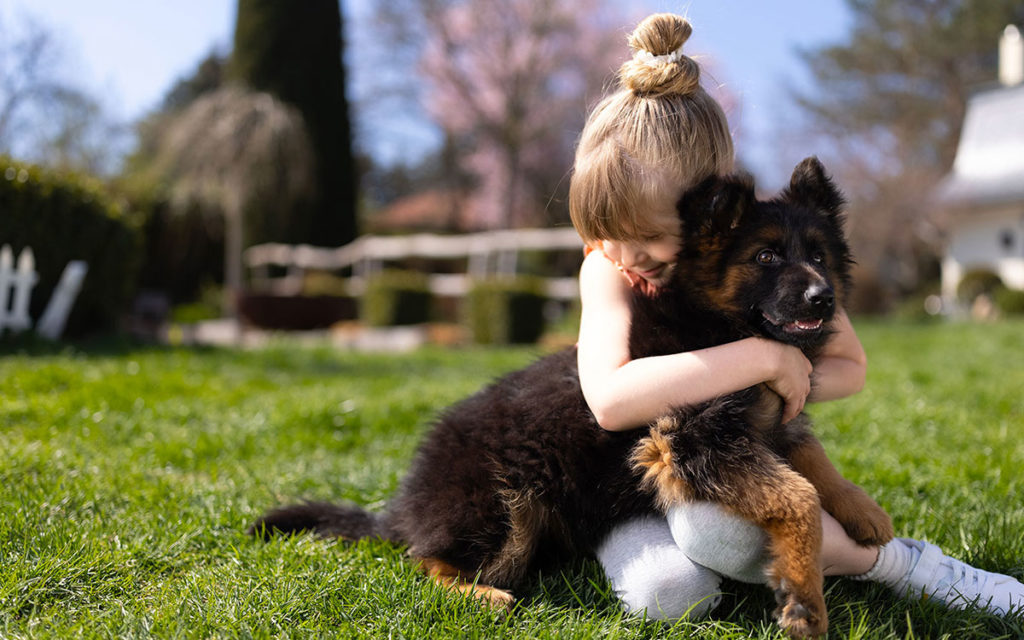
[1,0,1022,345]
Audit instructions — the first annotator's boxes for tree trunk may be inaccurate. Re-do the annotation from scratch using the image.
[223,194,244,319]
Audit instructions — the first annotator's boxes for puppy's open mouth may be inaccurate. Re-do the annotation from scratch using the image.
[763,314,824,334]
[785,318,823,333]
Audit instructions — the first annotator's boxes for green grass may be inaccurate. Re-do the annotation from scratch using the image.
[1,320,1022,639]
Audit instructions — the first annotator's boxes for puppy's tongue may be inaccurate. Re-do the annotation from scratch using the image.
[785,318,823,332]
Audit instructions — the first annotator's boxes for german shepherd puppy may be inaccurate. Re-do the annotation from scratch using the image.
[250,157,893,638]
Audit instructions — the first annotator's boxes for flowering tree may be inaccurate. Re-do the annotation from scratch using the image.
[418,0,626,229]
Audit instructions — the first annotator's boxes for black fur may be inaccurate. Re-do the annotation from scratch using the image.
[250,157,860,597]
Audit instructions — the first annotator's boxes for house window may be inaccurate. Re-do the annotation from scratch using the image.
[1000,229,1016,253]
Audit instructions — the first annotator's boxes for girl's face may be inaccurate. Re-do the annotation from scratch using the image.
[599,206,681,290]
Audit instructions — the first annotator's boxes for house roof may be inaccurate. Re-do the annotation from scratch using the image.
[367,189,470,233]
[937,83,1024,207]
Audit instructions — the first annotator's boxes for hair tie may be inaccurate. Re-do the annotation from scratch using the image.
[634,45,685,67]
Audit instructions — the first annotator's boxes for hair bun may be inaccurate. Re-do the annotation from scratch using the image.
[619,13,700,98]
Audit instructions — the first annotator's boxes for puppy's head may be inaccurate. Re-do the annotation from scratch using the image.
[672,157,852,350]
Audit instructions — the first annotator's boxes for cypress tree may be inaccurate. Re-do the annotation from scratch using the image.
[230,0,358,246]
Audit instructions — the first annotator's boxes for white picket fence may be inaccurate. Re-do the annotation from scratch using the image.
[0,244,88,339]
[0,244,37,333]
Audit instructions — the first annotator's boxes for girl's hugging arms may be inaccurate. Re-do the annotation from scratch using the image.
[577,249,823,431]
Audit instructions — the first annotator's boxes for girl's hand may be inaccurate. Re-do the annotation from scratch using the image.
[761,339,813,423]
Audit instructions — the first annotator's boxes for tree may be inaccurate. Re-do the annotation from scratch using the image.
[793,0,1024,300]
[230,0,358,247]
[161,52,226,112]
[0,12,122,174]
[417,0,624,230]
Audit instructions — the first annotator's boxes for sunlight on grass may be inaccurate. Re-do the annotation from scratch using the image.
[1,320,1022,638]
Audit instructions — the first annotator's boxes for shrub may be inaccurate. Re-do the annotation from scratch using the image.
[302,270,350,297]
[994,286,1024,315]
[0,156,141,337]
[956,269,1003,303]
[465,277,547,344]
[361,270,432,327]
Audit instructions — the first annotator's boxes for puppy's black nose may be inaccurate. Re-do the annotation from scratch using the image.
[805,284,834,310]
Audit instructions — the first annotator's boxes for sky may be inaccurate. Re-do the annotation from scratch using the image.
[4,0,852,188]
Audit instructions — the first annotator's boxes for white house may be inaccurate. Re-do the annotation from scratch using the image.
[937,25,1024,303]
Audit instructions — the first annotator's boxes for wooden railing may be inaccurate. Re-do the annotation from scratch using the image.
[244,228,584,300]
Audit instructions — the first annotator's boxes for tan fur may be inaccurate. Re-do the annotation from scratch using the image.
[631,417,693,510]
[485,488,547,585]
[419,557,515,610]
[705,263,755,315]
[744,384,784,429]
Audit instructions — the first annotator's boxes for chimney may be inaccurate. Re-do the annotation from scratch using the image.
[999,25,1023,86]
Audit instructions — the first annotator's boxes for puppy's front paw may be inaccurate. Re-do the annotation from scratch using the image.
[827,484,894,546]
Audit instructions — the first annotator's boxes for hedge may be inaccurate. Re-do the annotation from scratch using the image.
[956,269,1004,303]
[360,270,432,327]
[464,277,547,344]
[0,156,141,337]
[994,286,1024,315]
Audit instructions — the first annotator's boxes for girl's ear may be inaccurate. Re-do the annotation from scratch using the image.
[677,173,755,237]
[784,157,845,222]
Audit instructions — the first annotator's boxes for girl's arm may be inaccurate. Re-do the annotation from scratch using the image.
[577,250,816,432]
[807,308,867,402]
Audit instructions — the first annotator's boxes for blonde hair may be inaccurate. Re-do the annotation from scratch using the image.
[569,13,734,244]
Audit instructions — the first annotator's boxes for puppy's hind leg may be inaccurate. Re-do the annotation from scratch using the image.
[418,557,515,610]
[411,487,551,612]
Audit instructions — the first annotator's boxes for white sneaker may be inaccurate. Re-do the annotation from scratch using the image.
[894,538,1024,616]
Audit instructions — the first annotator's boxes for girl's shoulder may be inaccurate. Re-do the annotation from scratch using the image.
[581,246,624,284]
[582,246,649,294]
[580,248,637,310]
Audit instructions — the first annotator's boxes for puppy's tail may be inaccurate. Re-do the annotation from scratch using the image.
[247,501,393,542]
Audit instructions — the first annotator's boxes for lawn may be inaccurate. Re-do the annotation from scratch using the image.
[1,320,1022,639]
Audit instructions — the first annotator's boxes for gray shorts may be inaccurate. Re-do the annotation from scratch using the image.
[596,502,769,620]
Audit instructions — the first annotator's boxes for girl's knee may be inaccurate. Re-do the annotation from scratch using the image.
[667,501,770,584]
[598,516,724,620]
[616,564,723,620]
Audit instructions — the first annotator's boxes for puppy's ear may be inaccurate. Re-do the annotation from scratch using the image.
[678,173,755,237]
[784,157,845,222]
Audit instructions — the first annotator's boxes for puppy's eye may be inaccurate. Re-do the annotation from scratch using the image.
[756,249,777,264]
[811,252,825,264]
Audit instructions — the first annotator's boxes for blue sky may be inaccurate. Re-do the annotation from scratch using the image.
[6,0,851,187]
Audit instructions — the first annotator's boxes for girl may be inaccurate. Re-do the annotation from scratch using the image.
[569,12,1024,621]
